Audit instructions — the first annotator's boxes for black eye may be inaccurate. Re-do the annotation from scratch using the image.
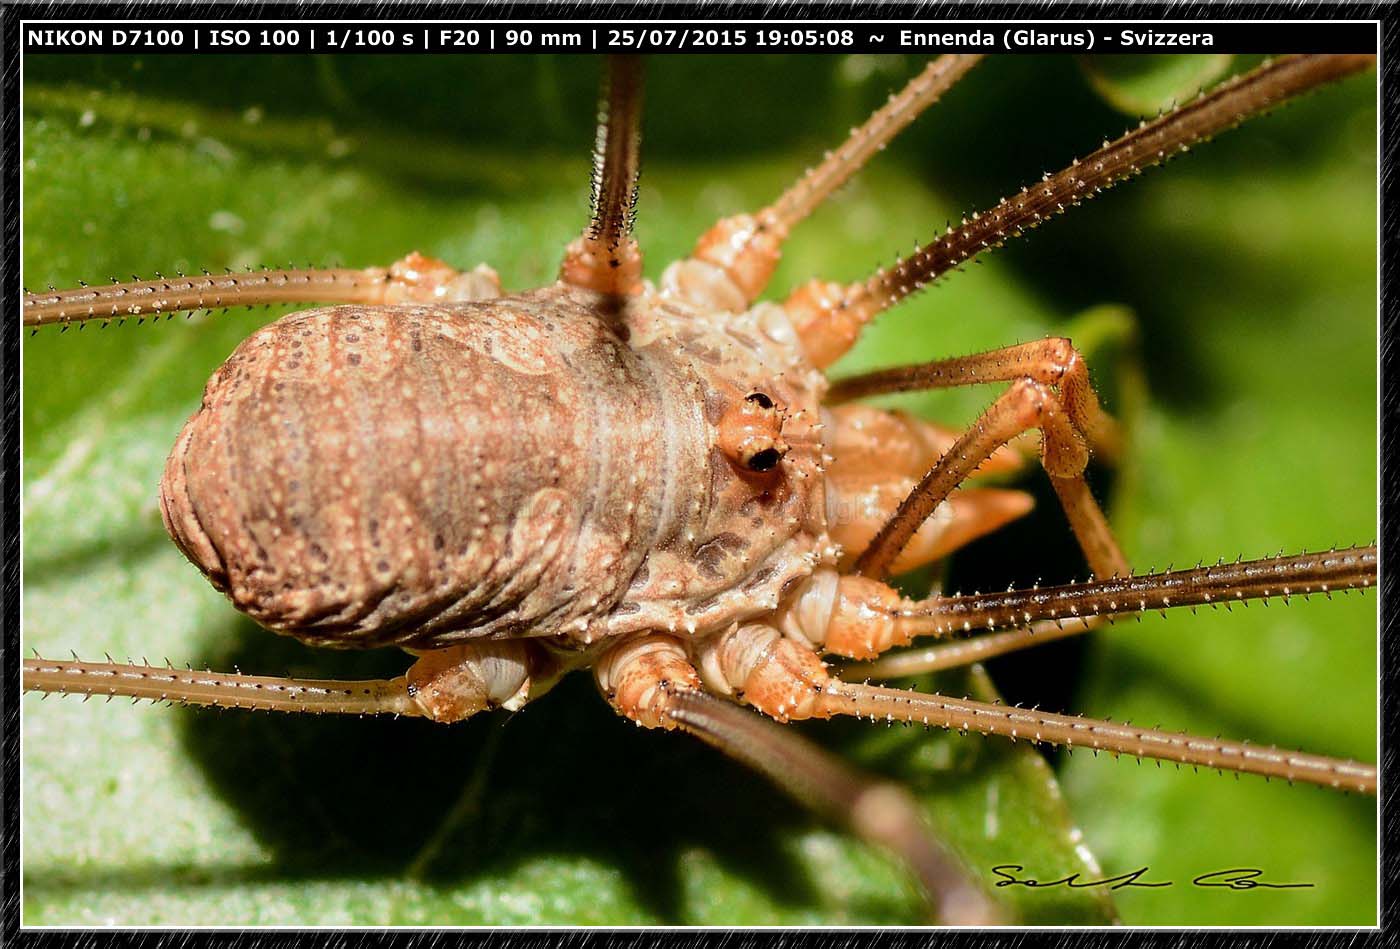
[746,448,782,472]
[745,391,775,409]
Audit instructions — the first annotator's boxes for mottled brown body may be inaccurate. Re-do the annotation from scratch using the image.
[160,285,832,650]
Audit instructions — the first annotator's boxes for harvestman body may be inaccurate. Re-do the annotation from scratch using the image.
[22,54,1379,924]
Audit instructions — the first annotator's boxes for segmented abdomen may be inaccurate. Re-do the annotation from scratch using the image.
[160,292,672,649]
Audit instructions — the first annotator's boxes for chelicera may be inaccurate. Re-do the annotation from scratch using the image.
[21,53,1378,924]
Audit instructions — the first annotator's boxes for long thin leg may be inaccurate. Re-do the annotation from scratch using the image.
[23,253,502,329]
[840,546,1378,676]
[593,633,999,924]
[785,545,1374,666]
[766,56,984,239]
[559,55,646,296]
[1049,473,1129,579]
[22,655,421,715]
[700,625,1377,794]
[823,680,1377,794]
[25,268,385,329]
[671,55,983,309]
[850,619,1091,679]
[789,54,1376,367]
[666,690,1001,925]
[22,640,538,722]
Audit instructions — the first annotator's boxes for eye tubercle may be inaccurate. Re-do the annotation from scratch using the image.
[718,391,788,474]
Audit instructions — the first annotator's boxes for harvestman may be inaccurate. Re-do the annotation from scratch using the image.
[22,54,1379,923]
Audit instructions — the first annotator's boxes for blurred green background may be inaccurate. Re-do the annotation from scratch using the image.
[22,53,1377,925]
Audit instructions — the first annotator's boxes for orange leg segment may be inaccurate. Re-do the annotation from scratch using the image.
[596,632,1000,924]
[663,55,983,313]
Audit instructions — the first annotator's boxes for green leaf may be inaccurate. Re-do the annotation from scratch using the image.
[22,54,1375,926]
[1079,54,1235,115]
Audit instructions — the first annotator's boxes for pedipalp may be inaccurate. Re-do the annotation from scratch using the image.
[849,373,1123,581]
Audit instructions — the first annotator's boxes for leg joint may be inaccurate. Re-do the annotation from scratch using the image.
[405,641,534,723]
[595,634,703,729]
[1037,336,1083,385]
[700,624,832,722]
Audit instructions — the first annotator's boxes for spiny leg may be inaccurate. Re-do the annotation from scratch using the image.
[700,623,1376,794]
[825,680,1377,794]
[763,55,983,244]
[559,55,646,296]
[665,55,983,311]
[789,54,1376,368]
[776,543,1373,672]
[838,546,1378,677]
[23,253,503,329]
[812,53,1377,669]
[22,640,538,722]
[830,339,1365,673]
[594,634,1000,924]
[22,656,421,715]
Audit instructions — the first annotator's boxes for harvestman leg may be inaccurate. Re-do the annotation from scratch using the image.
[592,633,1001,925]
[25,58,649,329]
[665,54,984,312]
[846,546,1380,675]
[783,54,1377,371]
[22,640,541,722]
[557,55,646,297]
[24,548,1375,927]
[693,582,1378,797]
[22,252,502,329]
[785,54,1376,672]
